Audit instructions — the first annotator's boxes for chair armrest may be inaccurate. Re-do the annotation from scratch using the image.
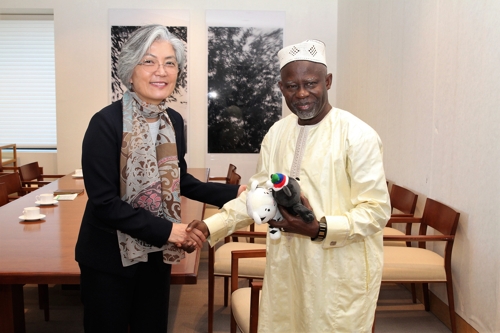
[387,216,422,224]
[21,180,52,187]
[8,186,37,200]
[231,249,267,260]
[22,186,38,192]
[16,186,38,195]
[232,230,267,239]
[1,166,18,172]
[250,280,263,289]
[208,177,228,182]
[383,234,455,242]
[41,174,65,179]
[226,228,267,243]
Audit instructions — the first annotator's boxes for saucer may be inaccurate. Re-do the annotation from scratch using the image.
[35,200,58,206]
[19,214,46,221]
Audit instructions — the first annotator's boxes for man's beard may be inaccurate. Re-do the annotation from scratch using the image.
[292,102,319,120]
[296,109,317,120]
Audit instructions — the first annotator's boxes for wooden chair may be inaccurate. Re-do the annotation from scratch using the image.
[383,184,418,247]
[381,198,461,333]
[207,218,267,332]
[0,172,36,200]
[208,163,241,185]
[204,164,267,333]
[206,163,269,333]
[0,172,50,321]
[230,249,266,333]
[0,144,17,172]
[206,163,241,331]
[18,161,64,188]
[382,184,420,302]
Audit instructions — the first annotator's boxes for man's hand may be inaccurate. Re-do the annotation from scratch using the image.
[186,220,210,238]
[268,195,319,238]
[169,223,206,253]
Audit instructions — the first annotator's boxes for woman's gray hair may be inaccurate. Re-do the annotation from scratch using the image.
[117,24,186,90]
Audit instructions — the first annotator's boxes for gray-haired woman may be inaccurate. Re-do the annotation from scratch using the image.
[76,24,244,332]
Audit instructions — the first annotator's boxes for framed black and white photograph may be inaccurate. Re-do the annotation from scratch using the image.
[206,11,285,157]
[207,26,283,153]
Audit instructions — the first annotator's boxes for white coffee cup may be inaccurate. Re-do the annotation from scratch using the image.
[23,207,40,219]
[74,168,83,177]
[36,193,54,204]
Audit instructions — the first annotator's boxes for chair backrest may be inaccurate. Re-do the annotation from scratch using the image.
[417,198,460,256]
[226,164,237,178]
[390,184,418,215]
[419,198,460,237]
[0,182,8,206]
[227,165,241,185]
[18,162,43,182]
[209,163,241,185]
[0,172,24,196]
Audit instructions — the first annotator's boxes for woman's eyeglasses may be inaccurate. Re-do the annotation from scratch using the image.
[137,58,179,73]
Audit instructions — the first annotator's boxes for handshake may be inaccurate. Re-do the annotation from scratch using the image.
[170,184,247,253]
[168,220,210,253]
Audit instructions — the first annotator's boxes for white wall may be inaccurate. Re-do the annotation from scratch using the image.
[0,0,337,182]
[337,1,500,332]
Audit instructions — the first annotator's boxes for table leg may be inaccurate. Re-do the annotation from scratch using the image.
[0,284,25,333]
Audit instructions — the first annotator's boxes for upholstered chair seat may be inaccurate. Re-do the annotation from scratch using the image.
[232,287,262,333]
[214,242,266,278]
[383,246,446,281]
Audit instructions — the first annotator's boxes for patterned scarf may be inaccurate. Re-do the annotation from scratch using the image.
[117,91,184,267]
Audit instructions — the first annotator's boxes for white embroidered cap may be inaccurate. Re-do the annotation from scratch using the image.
[278,39,327,69]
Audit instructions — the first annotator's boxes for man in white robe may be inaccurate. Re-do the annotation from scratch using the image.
[189,40,391,332]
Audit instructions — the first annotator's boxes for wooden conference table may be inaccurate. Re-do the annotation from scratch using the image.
[0,168,209,333]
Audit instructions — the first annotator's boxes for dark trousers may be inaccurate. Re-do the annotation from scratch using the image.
[79,255,171,333]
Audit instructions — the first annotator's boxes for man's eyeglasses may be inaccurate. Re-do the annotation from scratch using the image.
[137,58,179,73]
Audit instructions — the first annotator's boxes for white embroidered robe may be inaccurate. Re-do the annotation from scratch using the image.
[205,108,391,332]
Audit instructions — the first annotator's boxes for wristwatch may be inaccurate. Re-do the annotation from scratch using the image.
[311,221,327,242]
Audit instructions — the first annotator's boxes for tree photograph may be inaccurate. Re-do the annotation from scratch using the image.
[207,27,283,153]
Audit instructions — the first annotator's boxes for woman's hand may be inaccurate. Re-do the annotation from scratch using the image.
[169,223,206,253]
[237,185,247,197]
